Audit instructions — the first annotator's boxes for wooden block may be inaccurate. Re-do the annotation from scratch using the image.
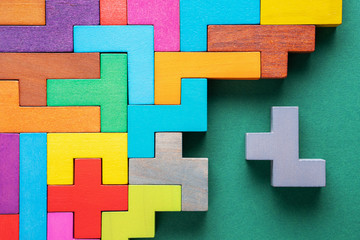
[0,134,19,214]
[155,52,260,104]
[129,79,207,158]
[208,25,315,78]
[47,54,127,132]
[0,0,45,25]
[0,53,100,106]
[0,215,19,240]
[100,0,127,25]
[128,0,179,51]
[74,25,154,105]
[180,0,260,51]
[0,0,99,52]
[48,159,128,239]
[261,0,342,26]
[0,81,100,133]
[130,133,208,211]
[19,134,47,240]
[102,185,181,240]
[47,133,128,185]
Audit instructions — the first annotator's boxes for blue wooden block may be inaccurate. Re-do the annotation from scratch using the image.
[74,25,154,105]
[180,0,260,51]
[19,133,47,240]
[128,78,207,158]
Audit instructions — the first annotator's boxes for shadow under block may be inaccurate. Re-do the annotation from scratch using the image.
[246,107,326,187]
[0,0,99,52]
[0,215,19,240]
[261,0,342,26]
[128,78,207,158]
[0,0,45,25]
[20,133,47,240]
[47,54,127,132]
[180,0,260,51]
[208,25,315,79]
[48,159,128,239]
[47,133,127,185]
[0,134,19,214]
[100,0,127,25]
[0,53,100,106]
[102,185,181,240]
[0,81,100,133]
[155,52,260,104]
[128,0,179,51]
[74,25,154,104]
[130,133,208,211]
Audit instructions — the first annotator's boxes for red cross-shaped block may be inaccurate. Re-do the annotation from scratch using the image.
[47,158,128,238]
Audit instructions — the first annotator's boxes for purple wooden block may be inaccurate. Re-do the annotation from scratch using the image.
[0,0,99,52]
[0,134,19,214]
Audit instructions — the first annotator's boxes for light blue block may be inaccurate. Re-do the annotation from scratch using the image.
[19,133,47,240]
[128,78,207,158]
[74,25,154,104]
[180,0,260,51]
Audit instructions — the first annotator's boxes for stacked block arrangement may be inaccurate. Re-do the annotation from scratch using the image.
[0,0,342,239]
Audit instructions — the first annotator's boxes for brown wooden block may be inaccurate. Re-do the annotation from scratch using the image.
[0,53,100,106]
[208,25,316,79]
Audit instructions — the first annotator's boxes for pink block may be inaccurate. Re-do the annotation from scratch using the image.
[47,213,98,240]
[128,0,179,51]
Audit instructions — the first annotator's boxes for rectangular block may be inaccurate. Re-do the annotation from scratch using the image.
[0,0,45,25]
[0,215,19,240]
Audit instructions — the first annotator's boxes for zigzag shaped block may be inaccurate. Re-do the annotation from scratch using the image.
[128,78,207,158]
[102,185,181,240]
[0,0,99,52]
[47,133,128,185]
[74,25,154,105]
[47,54,127,132]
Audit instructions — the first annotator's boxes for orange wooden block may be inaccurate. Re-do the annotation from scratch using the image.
[208,25,315,79]
[0,0,45,25]
[100,0,127,25]
[0,53,100,107]
[155,52,260,105]
[0,81,100,133]
[0,214,19,240]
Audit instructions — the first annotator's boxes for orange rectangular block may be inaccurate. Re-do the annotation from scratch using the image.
[155,52,260,104]
[0,81,100,133]
[100,0,127,25]
[0,0,45,25]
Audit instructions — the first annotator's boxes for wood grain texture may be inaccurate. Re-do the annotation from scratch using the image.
[100,0,127,25]
[0,81,100,133]
[48,159,128,239]
[155,52,260,104]
[208,25,315,79]
[0,53,100,106]
[0,0,45,25]
[130,132,208,211]
[0,215,19,240]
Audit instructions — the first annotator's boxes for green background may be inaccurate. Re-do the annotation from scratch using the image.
[140,1,360,239]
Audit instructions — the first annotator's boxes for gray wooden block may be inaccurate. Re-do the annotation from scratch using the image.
[129,132,208,211]
[246,107,326,187]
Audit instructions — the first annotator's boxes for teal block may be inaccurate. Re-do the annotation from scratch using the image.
[74,25,154,105]
[180,0,260,51]
[47,54,128,132]
[128,78,207,158]
[19,133,47,240]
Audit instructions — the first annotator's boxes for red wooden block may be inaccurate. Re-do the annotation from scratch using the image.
[208,25,315,79]
[100,0,127,25]
[0,214,19,240]
[48,159,128,239]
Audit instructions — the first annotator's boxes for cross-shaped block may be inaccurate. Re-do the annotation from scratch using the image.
[246,107,326,187]
[48,158,128,238]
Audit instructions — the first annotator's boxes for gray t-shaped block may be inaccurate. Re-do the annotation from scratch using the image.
[129,132,208,211]
[246,107,326,187]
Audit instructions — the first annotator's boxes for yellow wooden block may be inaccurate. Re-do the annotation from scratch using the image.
[0,0,45,25]
[47,133,127,185]
[261,0,342,26]
[102,185,181,240]
[155,52,260,105]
